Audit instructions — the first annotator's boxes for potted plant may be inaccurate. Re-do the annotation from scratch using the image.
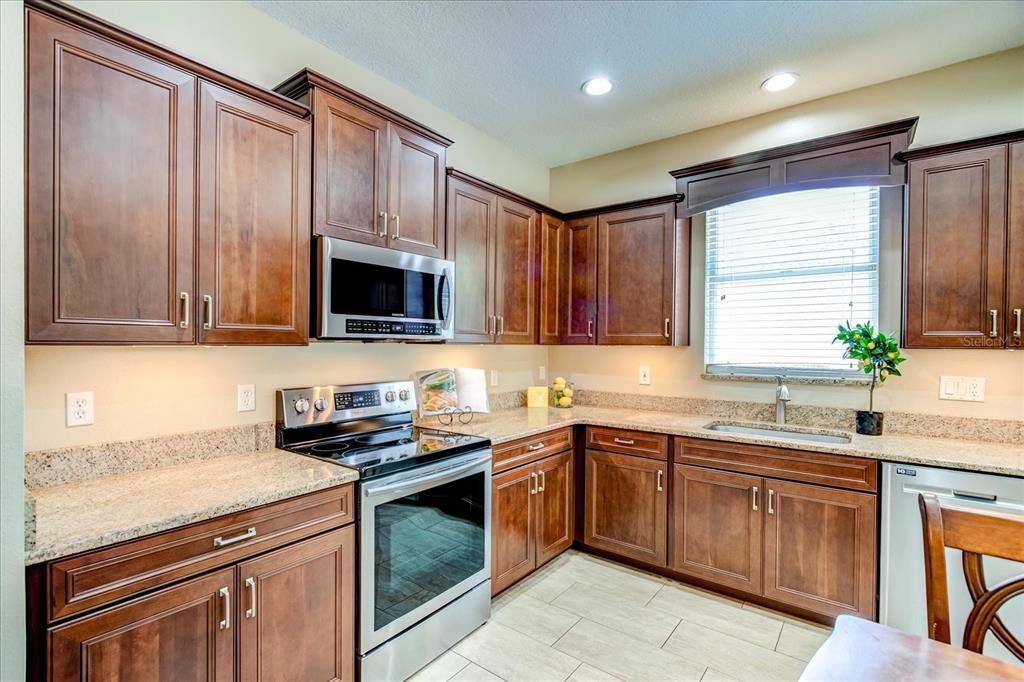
[833,322,906,436]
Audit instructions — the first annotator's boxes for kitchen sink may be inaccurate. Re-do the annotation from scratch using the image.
[703,422,852,445]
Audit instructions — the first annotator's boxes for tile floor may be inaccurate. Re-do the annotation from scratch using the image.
[408,551,831,682]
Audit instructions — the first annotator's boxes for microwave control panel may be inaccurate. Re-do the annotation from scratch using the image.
[345,319,439,336]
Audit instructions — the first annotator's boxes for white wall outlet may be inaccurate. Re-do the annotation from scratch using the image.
[538,366,547,382]
[939,376,985,402]
[237,384,256,412]
[962,376,986,402]
[66,391,94,427]
[490,369,499,387]
[639,366,651,385]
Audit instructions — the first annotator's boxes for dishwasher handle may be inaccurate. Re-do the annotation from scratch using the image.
[953,489,998,503]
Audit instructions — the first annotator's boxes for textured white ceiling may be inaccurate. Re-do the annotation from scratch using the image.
[251,0,1024,167]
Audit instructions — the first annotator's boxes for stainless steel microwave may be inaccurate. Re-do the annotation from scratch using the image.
[315,237,454,341]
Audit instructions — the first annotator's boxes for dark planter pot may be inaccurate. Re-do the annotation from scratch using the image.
[856,411,884,436]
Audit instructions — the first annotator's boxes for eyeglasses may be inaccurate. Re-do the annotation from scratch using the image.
[435,406,474,426]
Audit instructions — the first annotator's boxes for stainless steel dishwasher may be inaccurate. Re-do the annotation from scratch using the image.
[880,462,1024,665]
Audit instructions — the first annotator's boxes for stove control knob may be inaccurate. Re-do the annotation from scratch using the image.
[313,398,327,412]
[384,390,396,402]
[399,389,410,401]
[294,398,310,414]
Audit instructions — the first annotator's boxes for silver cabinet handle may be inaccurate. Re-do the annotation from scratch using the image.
[656,469,664,492]
[664,317,671,339]
[528,443,545,451]
[202,294,213,330]
[245,577,257,619]
[1014,308,1021,338]
[392,214,400,240]
[989,309,998,337]
[530,471,538,495]
[587,320,594,338]
[489,316,496,335]
[179,291,190,329]
[613,437,635,445]
[751,486,759,512]
[219,586,230,630]
[539,470,546,492]
[767,489,775,515]
[498,316,505,335]
[213,527,256,547]
[378,211,387,238]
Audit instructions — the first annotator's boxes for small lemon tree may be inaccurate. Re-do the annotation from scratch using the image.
[833,322,906,414]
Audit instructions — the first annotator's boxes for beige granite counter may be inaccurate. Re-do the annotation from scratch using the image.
[25,449,358,565]
[419,405,1024,477]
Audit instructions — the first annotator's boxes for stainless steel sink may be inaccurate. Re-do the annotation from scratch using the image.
[703,422,852,445]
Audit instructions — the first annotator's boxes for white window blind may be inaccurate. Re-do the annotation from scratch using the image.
[705,186,880,377]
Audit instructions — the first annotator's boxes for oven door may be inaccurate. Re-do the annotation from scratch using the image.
[359,449,491,654]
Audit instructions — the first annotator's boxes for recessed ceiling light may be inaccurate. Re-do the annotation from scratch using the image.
[761,72,798,92]
[581,77,613,96]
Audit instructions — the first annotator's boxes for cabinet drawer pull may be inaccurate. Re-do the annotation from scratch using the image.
[768,489,775,515]
[1014,308,1022,338]
[179,291,190,329]
[539,470,546,492]
[664,317,671,339]
[213,527,256,547]
[245,577,257,619]
[219,587,230,630]
[656,469,664,492]
[498,316,505,335]
[530,471,538,495]
[378,211,387,238]
[612,437,635,446]
[202,294,213,330]
[587,320,594,338]
[392,214,400,240]
[989,309,998,337]
[751,486,759,512]
[528,443,545,451]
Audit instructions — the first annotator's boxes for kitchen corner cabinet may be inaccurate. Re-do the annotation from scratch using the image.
[25,5,310,345]
[539,213,566,345]
[560,216,599,344]
[447,174,540,344]
[903,132,1024,349]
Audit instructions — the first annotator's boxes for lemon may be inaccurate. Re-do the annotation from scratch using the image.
[887,352,897,359]
[880,369,890,379]
[558,396,572,407]
[562,388,574,398]
[554,376,566,385]
[868,342,876,349]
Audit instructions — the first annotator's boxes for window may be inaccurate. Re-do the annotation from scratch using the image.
[705,186,880,377]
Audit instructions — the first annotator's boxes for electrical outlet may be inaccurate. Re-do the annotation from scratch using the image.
[963,377,985,402]
[237,384,256,412]
[939,376,985,402]
[66,391,94,427]
[639,366,651,385]
[538,366,547,382]
[490,369,499,387]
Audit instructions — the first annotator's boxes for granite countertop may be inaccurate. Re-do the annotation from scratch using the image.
[419,405,1024,477]
[25,449,358,565]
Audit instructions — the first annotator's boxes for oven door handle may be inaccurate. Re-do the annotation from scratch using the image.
[362,452,492,499]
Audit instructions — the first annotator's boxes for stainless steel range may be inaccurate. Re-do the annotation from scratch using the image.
[276,381,491,681]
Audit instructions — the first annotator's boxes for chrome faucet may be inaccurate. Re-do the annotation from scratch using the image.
[775,376,791,425]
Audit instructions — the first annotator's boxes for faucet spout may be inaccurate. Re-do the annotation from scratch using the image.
[775,376,791,425]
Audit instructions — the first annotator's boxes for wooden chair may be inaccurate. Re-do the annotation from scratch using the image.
[918,492,1024,662]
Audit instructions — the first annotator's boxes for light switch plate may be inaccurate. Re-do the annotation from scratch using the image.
[237,384,256,412]
[490,369,499,387]
[639,367,651,385]
[66,391,94,427]
[538,366,547,382]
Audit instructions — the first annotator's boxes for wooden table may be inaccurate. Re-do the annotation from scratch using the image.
[800,615,1024,681]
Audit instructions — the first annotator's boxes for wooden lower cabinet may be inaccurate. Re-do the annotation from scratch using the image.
[762,479,877,619]
[491,451,573,594]
[49,568,235,682]
[671,465,762,594]
[583,450,667,566]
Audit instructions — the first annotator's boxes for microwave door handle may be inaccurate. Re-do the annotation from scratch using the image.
[438,268,452,328]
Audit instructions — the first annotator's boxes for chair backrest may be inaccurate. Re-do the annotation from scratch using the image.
[918,492,1024,662]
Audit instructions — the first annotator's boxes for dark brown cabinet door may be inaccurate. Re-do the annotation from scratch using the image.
[904,146,1008,348]
[494,197,540,344]
[49,568,234,681]
[197,81,310,345]
[388,124,446,258]
[26,10,196,343]
[311,89,388,246]
[563,216,599,345]
[762,479,877,620]
[597,203,675,345]
[535,451,574,567]
[492,464,537,595]
[583,450,667,566]
[448,177,497,343]
[670,465,762,594]
[1007,142,1023,349]
[238,526,355,682]
[539,214,565,344]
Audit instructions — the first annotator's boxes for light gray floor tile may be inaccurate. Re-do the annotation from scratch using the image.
[454,621,581,682]
[774,622,830,662]
[553,582,681,646]
[406,650,471,682]
[450,663,505,682]
[543,553,664,604]
[663,620,807,681]
[554,619,706,682]
[492,593,581,645]
[700,669,737,682]
[567,663,622,681]
[648,583,782,649]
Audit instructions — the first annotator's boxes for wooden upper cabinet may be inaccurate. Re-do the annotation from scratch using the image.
[197,81,310,345]
[597,203,675,345]
[494,197,539,344]
[904,145,1008,348]
[49,568,235,682]
[26,10,197,343]
[388,125,446,257]
[539,213,565,345]
[238,527,355,682]
[312,89,388,247]
[563,216,598,344]
[1007,142,1023,349]
[448,177,497,343]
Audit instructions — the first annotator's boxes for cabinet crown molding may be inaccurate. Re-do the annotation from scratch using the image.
[896,128,1024,161]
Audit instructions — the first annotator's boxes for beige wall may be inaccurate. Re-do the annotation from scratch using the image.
[550,48,1024,211]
